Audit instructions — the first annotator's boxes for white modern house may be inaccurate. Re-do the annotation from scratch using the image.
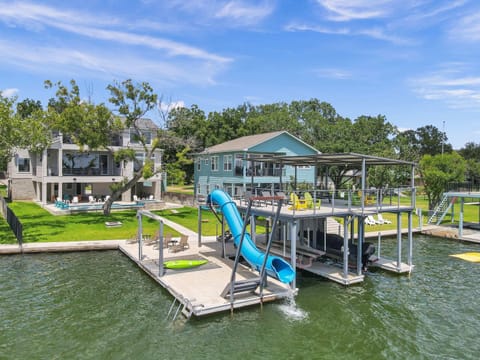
[7,118,163,204]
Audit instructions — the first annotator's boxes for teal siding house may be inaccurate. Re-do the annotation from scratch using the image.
[194,131,319,198]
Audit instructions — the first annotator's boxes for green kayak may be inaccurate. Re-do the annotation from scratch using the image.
[164,259,208,269]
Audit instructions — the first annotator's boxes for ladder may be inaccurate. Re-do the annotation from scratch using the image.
[427,195,456,225]
[221,278,262,298]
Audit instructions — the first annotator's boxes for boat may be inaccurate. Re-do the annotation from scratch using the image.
[306,230,376,271]
[164,259,208,269]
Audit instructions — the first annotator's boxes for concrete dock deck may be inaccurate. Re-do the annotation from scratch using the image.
[119,238,293,318]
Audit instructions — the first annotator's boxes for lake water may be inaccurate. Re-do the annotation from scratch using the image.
[1,235,479,359]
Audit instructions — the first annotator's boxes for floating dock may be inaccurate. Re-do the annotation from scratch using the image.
[119,237,294,318]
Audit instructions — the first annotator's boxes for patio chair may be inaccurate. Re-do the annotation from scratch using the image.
[88,195,95,204]
[365,215,377,225]
[289,193,307,211]
[261,191,273,206]
[72,196,79,204]
[170,234,190,253]
[377,213,392,224]
[153,233,173,250]
[304,192,321,209]
[275,191,288,206]
[127,234,138,244]
[144,230,160,246]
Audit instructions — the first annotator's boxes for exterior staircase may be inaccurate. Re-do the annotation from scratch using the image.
[427,195,457,225]
[327,217,343,235]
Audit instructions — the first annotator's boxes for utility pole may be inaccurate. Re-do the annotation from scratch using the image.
[441,120,445,156]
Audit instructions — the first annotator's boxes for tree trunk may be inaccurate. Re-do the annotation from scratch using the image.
[102,172,145,215]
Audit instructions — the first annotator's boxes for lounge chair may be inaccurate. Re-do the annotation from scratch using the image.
[171,234,190,253]
[377,214,392,224]
[289,193,307,211]
[365,215,377,226]
[304,192,321,209]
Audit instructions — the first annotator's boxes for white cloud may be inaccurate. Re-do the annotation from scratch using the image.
[160,101,185,112]
[0,2,231,63]
[0,40,226,86]
[314,68,352,80]
[410,65,480,108]
[1,88,19,97]
[215,1,274,25]
[449,12,480,42]
[285,23,412,45]
[315,0,396,22]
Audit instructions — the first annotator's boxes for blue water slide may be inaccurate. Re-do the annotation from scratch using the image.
[207,189,295,284]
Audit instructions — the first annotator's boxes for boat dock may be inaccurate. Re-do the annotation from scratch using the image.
[119,237,293,318]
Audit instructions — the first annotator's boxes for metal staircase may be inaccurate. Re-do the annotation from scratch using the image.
[427,195,456,225]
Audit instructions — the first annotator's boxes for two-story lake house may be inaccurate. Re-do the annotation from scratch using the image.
[194,131,320,198]
[7,118,163,205]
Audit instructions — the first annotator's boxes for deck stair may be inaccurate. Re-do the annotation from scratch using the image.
[221,278,262,298]
[427,195,456,225]
[326,217,342,235]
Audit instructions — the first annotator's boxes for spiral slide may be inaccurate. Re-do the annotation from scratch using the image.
[207,189,295,284]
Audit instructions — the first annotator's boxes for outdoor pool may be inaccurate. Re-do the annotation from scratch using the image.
[1,235,479,359]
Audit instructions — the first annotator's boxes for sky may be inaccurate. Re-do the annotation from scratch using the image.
[1,0,480,149]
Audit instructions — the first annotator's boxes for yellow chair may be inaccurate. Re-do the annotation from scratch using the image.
[289,193,307,210]
[304,192,321,209]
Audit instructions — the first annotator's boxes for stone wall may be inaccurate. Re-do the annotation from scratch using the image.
[11,178,36,200]
[162,192,197,206]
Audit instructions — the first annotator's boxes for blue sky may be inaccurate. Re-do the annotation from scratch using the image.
[1,0,479,149]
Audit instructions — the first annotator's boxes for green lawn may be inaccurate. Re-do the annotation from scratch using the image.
[0,184,6,198]
[3,202,180,244]
[166,185,194,195]
[153,207,237,236]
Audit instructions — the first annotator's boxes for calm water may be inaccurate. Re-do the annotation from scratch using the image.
[1,235,480,360]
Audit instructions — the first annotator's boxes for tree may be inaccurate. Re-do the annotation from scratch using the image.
[0,93,18,169]
[459,142,480,185]
[419,152,466,210]
[0,95,51,170]
[105,79,159,215]
[165,146,193,185]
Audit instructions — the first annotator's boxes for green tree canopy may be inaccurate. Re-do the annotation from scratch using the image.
[0,94,18,169]
[419,152,466,210]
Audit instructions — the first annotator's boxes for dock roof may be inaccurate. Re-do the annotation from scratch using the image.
[250,152,416,167]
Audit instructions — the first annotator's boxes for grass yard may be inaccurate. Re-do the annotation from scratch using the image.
[167,185,194,195]
[4,202,180,244]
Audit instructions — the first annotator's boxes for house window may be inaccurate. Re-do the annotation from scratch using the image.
[197,158,201,171]
[17,157,30,173]
[223,155,232,171]
[235,154,243,176]
[134,152,144,172]
[130,129,152,145]
[211,156,219,171]
[298,165,311,169]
